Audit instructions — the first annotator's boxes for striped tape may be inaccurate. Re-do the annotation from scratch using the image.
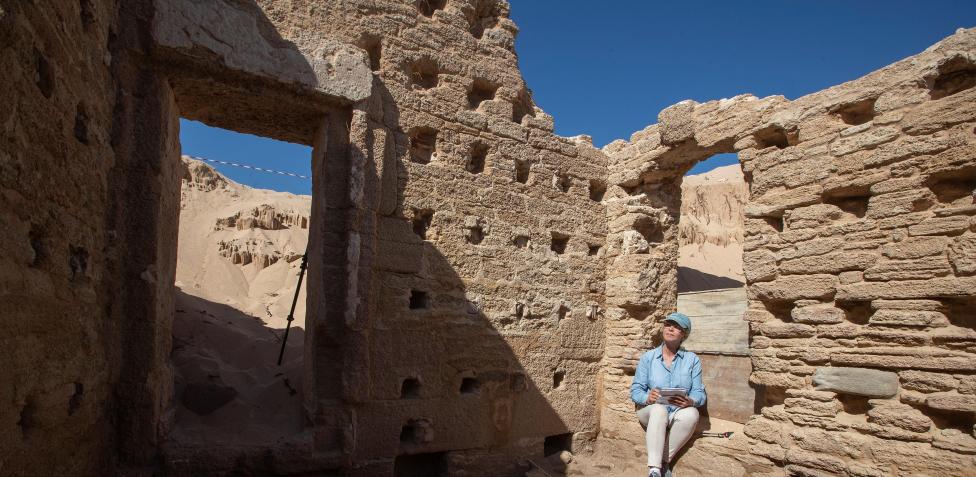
[189,155,310,180]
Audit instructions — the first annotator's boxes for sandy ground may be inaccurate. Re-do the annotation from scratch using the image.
[169,158,310,446]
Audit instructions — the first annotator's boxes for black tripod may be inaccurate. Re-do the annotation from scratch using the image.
[277,252,308,366]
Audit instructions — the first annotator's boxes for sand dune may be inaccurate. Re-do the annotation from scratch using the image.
[169,157,311,447]
[678,164,747,291]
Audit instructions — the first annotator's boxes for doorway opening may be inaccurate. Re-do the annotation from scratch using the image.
[675,153,753,424]
[170,119,312,446]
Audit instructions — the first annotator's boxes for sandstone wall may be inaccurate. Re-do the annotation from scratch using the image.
[275,2,609,474]
[0,1,121,474]
[3,1,975,476]
[604,28,976,476]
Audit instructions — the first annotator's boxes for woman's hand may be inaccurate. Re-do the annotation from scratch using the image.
[669,395,694,408]
[646,388,661,404]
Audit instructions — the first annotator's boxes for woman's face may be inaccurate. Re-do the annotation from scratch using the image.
[662,321,685,344]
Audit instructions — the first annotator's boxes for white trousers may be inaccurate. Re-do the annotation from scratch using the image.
[636,404,699,468]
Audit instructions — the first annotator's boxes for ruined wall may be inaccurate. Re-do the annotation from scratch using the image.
[263,2,609,474]
[604,28,976,476]
[4,1,974,476]
[0,1,126,473]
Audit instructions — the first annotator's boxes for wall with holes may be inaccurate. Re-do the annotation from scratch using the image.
[0,0,124,473]
[602,28,976,476]
[293,1,611,474]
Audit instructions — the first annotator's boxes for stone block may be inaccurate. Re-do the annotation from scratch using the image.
[759,321,816,338]
[784,447,847,474]
[743,417,785,444]
[908,215,971,236]
[743,249,778,283]
[868,309,949,327]
[792,303,845,324]
[784,397,841,417]
[658,100,696,145]
[749,274,838,301]
[899,370,959,393]
[779,251,877,275]
[866,401,932,433]
[812,367,898,398]
[871,299,944,311]
[789,427,868,458]
[829,347,976,372]
[925,393,976,413]
[862,256,953,281]
[829,125,900,156]
[836,276,976,300]
[949,235,976,275]
[881,236,950,259]
[932,429,976,454]
[750,371,805,389]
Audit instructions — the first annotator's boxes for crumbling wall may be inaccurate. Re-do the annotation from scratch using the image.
[604,27,976,476]
[266,2,609,474]
[0,1,123,474]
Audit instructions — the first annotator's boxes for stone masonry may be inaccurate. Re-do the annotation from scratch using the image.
[0,1,974,476]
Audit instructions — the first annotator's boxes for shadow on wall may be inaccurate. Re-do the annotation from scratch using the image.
[341,77,590,477]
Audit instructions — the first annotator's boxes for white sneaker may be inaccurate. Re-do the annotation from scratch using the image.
[648,468,662,477]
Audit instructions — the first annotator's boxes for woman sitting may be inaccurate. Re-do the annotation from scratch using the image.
[630,312,706,477]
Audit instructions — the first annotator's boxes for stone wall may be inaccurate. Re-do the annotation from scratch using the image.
[603,28,976,476]
[0,1,121,473]
[2,1,974,476]
[288,2,609,474]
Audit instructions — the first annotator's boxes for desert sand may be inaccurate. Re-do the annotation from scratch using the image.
[169,157,311,446]
[677,164,747,292]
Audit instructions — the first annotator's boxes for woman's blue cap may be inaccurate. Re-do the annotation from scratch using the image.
[665,312,692,333]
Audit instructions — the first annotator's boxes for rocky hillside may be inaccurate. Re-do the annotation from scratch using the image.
[678,164,747,289]
[177,157,310,329]
[170,157,310,446]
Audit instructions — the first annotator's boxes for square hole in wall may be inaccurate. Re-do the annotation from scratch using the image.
[552,370,565,389]
[554,172,571,193]
[412,209,434,240]
[466,225,485,245]
[514,159,531,184]
[550,232,569,254]
[467,142,488,174]
[543,433,573,457]
[512,88,534,124]
[587,243,601,256]
[414,0,447,17]
[409,290,429,309]
[356,34,382,72]
[409,58,439,90]
[460,377,480,395]
[409,127,437,164]
[832,97,877,125]
[401,377,421,399]
[512,234,530,249]
[467,79,498,109]
[589,179,606,202]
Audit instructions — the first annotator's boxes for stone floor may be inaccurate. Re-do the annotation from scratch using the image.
[527,419,749,477]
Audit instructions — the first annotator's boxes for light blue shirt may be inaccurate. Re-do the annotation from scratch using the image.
[630,345,706,413]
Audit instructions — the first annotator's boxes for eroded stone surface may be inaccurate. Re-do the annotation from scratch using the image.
[3,1,976,476]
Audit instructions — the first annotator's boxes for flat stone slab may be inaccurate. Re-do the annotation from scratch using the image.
[812,367,899,398]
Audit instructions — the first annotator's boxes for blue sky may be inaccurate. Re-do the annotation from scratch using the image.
[180,1,976,192]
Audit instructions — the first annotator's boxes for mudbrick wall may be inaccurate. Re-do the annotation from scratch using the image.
[0,1,974,476]
[602,28,976,476]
